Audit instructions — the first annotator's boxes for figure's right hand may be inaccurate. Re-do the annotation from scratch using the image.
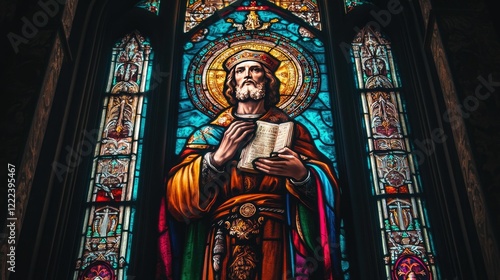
[212,121,255,167]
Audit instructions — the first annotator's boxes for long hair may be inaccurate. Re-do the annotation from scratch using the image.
[223,64,280,108]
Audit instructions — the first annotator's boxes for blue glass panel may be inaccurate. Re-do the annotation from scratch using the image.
[145,63,153,91]
[175,140,185,155]
[178,99,196,113]
[320,74,329,92]
[207,23,233,37]
[308,93,329,110]
[176,126,197,139]
[179,84,189,100]
[125,208,136,280]
[313,38,323,47]
[182,56,194,78]
[177,110,210,127]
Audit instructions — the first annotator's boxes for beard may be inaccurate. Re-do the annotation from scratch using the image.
[235,81,266,101]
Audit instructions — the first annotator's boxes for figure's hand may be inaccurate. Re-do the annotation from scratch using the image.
[254,147,308,181]
[212,120,256,167]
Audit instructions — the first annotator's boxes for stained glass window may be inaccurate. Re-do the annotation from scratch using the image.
[350,25,439,279]
[136,0,161,15]
[184,0,321,32]
[74,31,153,280]
[165,0,351,278]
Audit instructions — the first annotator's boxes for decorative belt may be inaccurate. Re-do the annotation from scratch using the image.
[211,193,285,223]
[210,194,286,278]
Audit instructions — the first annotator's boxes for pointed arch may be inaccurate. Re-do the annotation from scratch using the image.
[350,25,439,279]
[73,30,154,280]
[162,0,351,278]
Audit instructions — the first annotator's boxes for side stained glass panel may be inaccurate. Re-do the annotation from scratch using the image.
[351,26,438,279]
[184,0,321,32]
[136,0,161,15]
[74,31,153,280]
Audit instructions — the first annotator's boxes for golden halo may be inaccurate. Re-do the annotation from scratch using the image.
[186,31,320,118]
[204,41,299,112]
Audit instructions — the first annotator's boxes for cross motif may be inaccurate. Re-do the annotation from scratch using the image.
[236,0,268,11]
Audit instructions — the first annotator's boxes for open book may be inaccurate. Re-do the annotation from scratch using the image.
[237,120,294,173]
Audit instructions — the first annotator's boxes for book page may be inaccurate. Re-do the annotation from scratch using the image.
[273,122,294,152]
[238,121,294,172]
[239,121,279,170]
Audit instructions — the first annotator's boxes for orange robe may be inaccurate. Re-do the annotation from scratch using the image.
[159,107,340,280]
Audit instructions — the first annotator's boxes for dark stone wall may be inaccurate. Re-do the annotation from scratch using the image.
[435,0,500,253]
[0,1,70,278]
[420,0,500,277]
[436,3,500,244]
[1,0,58,221]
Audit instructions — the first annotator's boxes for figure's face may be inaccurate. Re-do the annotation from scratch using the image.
[235,61,265,85]
[234,61,266,101]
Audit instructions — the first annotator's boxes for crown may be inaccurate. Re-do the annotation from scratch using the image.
[224,50,280,72]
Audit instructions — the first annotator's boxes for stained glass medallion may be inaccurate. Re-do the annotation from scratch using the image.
[393,254,432,280]
[80,261,115,280]
[74,31,153,280]
[351,25,438,278]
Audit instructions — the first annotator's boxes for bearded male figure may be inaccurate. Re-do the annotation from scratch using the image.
[158,50,341,280]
